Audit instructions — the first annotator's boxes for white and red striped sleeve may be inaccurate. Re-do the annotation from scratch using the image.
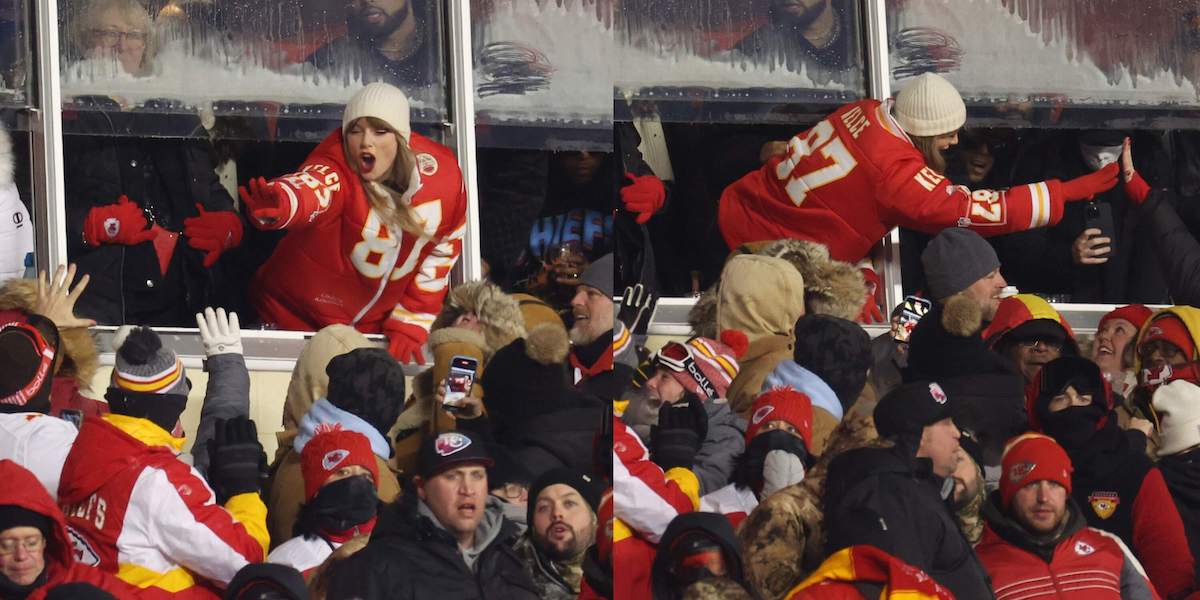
[613,419,694,543]
[125,462,268,585]
[268,161,347,230]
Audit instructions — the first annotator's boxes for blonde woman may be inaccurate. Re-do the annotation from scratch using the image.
[70,0,156,76]
[241,82,466,363]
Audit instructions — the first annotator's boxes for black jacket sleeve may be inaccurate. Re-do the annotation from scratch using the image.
[824,476,938,570]
[1143,189,1200,305]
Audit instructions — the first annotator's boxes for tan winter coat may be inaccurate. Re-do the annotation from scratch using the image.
[716,254,807,417]
[279,324,374,436]
[266,430,401,549]
[738,410,884,600]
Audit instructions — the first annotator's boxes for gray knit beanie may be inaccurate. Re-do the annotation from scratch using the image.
[921,228,1000,300]
[580,253,614,298]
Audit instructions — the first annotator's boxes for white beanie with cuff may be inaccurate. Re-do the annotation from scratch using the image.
[342,82,412,142]
[1153,379,1200,456]
[893,72,966,138]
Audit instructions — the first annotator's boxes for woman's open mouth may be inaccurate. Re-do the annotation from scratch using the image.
[360,152,377,174]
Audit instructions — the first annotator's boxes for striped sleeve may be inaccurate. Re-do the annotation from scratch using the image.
[268,162,346,230]
[613,419,693,543]
[131,464,267,585]
[881,151,1068,237]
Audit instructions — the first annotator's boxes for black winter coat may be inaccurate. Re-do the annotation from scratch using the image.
[1141,187,1200,306]
[823,445,996,600]
[327,494,539,600]
[64,98,238,326]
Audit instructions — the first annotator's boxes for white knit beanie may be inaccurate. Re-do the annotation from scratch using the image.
[1153,379,1200,456]
[893,73,966,137]
[342,82,412,142]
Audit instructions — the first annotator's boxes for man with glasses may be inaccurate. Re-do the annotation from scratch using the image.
[308,0,438,89]
[0,460,137,598]
[983,294,1079,385]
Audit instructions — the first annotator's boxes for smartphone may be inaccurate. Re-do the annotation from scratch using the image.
[1083,202,1117,258]
[443,355,479,413]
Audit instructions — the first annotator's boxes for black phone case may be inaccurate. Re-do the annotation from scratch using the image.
[1084,202,1117,258]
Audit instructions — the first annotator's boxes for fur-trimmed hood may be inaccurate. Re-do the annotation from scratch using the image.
[432,280,525,355]
[690,239,864,338]
[0,278,99,391]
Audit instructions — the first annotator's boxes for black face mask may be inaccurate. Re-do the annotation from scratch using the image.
[731,429,810,492]
[295,475,378,539]
[1041,403,1107,451]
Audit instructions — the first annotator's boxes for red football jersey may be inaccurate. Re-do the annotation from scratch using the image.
[719,99,1066,263]
[251,130,466,334]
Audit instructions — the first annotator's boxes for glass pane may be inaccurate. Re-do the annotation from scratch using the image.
[615,0,866,124]
[0,1,30,107]
[476,139,615,314]
[59,0,447,138]
[2,112,34,280]
[887,0,1200,127]
[472,0,614,150]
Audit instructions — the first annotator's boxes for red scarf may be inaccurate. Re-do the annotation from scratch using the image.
[321,516,378,544]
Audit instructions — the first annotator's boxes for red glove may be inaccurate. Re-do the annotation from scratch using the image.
[238,177,288,230]
[1124,170,1151,206]
[621,172,665,224]
[83,195,156,246]
[384,318,427,364]
[184,204,244,267]
[1060,162,1119,202]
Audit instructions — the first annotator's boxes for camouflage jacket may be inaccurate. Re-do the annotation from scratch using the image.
[738,411,885,600]
[513,534,583,600]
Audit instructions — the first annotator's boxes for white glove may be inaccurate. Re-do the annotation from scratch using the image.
[761,449,806,497]
[196,307,242,357]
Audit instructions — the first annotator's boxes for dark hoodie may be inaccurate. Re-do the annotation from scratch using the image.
[0,460,137,600]
[325,488,538,599]
[1159,448,1200,583]
[823,444,995,600]
[650,512,748,600]
[1033,357,1198,598]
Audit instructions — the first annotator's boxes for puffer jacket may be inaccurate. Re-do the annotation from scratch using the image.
[716,254,806,417]
[57,415,268,598]
[0,460,150,600]
[64,101,239,326]
[325,494,538,599]
[738,411,882,600]
[784,544,955,600]
[976,494,1158,600]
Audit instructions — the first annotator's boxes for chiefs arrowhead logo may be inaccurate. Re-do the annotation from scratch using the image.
[928,383,947,405]
[435,432,471,457]
[1074,540,1095,556]
[67,526,100,567]
[751,405,775,425]
[103,217,120,239]
[1089,491,1120,519]
[1008,462,1036,483]
[416,152,438,176]
[322,449,350,471]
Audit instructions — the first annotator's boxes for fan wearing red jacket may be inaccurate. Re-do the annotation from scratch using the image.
[719,72,1120,263]
[241,82,466,363]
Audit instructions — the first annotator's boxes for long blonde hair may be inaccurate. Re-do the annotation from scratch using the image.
[344,116,424,236]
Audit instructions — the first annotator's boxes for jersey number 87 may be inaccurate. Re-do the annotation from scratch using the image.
[774,119,859,207]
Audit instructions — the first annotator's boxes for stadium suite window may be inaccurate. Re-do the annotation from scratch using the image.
[54,0,453,329]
